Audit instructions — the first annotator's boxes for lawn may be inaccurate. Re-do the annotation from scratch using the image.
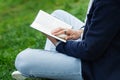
[0,0,89,79]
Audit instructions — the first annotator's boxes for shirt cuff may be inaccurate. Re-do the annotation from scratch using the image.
[55,41,62,46]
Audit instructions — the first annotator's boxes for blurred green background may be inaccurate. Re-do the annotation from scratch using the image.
[0,0,89,79]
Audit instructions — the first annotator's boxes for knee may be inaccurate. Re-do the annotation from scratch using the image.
[15,48,31,75]
[51,9,65,16]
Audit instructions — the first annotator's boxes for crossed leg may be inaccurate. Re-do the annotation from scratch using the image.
[14,10,84,80]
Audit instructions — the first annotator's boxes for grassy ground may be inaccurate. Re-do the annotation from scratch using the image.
[0,0,89,79]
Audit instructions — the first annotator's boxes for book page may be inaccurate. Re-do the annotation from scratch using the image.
[30,10,72,42]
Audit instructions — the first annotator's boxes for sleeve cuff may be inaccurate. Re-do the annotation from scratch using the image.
[55,41,62,46]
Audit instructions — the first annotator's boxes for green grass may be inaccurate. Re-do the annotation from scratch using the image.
[0,0,89,79]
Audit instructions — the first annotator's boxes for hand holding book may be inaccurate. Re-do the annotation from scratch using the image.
[30,10,83,43]
[51,27,83,40]
[30,10,72,43]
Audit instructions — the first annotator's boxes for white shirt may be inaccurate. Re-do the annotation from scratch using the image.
[84,0,94,23]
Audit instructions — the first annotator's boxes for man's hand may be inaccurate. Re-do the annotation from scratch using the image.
[51,27,83,40]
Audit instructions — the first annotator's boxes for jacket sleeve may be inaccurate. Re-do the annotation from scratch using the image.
[56,1,120,61]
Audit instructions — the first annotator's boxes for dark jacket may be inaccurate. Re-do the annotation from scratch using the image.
[56,0,120,80]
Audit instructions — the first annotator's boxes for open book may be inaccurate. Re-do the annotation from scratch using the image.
[30,10,72,42]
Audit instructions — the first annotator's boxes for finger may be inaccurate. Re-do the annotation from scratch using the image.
[66,35,74,40]
[53,30,65,36]
[57,34,67,39]
[51,27,64,34]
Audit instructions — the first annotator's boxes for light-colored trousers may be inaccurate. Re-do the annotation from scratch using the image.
[15,10,85,80]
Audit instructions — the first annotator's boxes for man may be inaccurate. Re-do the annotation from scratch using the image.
[12,0,120,80]
[50,0,120,80]
[12,0,93,80]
